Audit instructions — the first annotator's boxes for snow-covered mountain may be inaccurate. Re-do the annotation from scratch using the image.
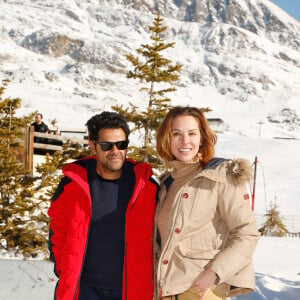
[1,0,300,216]
[0,0,299,137]
[1,5,300,297]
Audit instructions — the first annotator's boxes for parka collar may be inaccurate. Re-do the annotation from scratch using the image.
[162,157,252,187]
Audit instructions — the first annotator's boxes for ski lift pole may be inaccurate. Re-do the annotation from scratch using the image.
[252,156,258,211]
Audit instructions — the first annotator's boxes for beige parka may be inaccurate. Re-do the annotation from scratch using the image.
[154,158,260,299]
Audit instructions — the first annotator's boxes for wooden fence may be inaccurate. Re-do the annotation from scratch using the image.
[19,126,88,171]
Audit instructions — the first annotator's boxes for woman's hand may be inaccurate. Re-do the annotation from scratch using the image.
[191,269,217,300]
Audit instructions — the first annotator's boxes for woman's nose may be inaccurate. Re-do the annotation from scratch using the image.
[181,134,190,143]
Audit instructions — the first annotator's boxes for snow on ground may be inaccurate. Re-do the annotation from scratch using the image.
[0,237,299,300]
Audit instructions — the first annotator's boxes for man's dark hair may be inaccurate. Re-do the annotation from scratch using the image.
[36,113,43,118]
[86,111,130,141]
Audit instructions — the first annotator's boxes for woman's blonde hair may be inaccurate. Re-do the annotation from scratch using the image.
[156,106,217,165]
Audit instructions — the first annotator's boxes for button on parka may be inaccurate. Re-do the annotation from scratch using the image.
[154,158,260,299]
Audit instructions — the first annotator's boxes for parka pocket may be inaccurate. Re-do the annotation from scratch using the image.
[177,237,220,259]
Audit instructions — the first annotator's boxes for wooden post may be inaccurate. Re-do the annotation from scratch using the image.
[27,126,34,172]
[13,126,32,172]
[252,156,258,211]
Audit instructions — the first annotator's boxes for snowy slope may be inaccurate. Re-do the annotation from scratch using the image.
[0,2,299,217]
[0,0,299,134]
[0,237,299,300]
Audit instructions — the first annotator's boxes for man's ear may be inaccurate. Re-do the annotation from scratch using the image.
[89,140,96,155]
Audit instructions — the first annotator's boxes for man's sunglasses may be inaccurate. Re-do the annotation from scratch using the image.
[94,140,129,151]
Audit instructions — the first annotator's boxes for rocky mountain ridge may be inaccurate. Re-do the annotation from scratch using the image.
[95,0,300,48]
[0,0,299,136]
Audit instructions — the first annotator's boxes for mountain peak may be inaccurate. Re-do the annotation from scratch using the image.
[0,0,299,137]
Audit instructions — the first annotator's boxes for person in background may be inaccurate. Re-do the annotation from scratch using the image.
[31,113,51,154]
[31,113,50,138]
[48,111,158,300]
[154,106,260,300]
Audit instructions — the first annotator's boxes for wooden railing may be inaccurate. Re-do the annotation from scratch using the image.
[20,126,89,171]
[33,131,89,150]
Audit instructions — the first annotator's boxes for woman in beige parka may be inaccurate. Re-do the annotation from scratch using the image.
[154,106,260,300]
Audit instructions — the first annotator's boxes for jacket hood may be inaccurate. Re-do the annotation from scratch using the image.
[201,157,253,186]
[225,158,253,186]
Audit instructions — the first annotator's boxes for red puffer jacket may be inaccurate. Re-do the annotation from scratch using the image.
[48,156,157,300]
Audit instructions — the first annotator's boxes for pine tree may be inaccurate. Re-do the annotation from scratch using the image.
[23,133,91,257]
[34,141,91,202]
[0,80,92,257]
[259,200,288,237]
[0,79,44,257]
[112,11,182,167]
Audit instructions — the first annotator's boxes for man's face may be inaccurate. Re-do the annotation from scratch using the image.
[35,114,42,125]
[89,128,128,180]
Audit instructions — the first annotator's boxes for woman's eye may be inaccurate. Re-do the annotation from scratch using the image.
[172,132,181,137]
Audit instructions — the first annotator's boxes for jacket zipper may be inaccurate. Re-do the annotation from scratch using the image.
[157,184,185,296]
[124,164,149,299]
[153,195,163,299]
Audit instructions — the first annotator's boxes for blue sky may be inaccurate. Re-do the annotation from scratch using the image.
[270,0,300,21]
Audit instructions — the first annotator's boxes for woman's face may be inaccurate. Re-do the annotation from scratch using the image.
[170,115,201,162]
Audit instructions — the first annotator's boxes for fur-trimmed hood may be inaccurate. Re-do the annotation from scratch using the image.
[198,157,253,186]
[225,158,253,186]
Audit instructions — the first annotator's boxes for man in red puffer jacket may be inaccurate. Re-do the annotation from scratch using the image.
[48,112,158,300]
